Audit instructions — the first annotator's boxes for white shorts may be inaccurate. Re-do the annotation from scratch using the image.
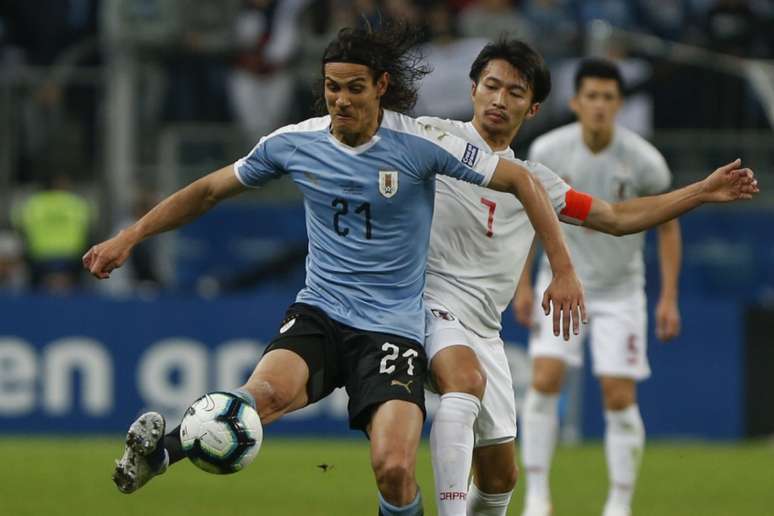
[425,301,517,447]
[528,271,651,380]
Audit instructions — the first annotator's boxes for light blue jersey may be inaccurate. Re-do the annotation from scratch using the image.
[234,110,498,343]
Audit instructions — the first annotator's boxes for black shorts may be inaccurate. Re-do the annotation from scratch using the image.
[264,302,427,431]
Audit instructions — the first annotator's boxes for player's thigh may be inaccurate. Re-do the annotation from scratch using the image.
[252,303,344,410]
[474,335,518,446]
[345,330,428,432]
[425,303,485,396]
[247,348,310,408]
[528,271,586,368]
[589,290,650,381]
[472,440,518,494]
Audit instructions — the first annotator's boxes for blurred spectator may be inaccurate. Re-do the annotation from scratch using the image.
[11,173,93,293]
[635,0,691,41]
[704,0,758,56]
[576,0,637,30]
[699,0,766,127]
[415,2,488,119]
[522,0,580,61]
[3,0,101,183]
[227,0,309,138]
[162,0,240,123]
[459,0,534,43]
[352,0,383,29]
[383,0,423,27]
[292,0,357,120]
[0,230,28,293]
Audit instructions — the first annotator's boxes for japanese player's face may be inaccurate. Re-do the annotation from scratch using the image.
[471,59,540,138]
[324,63,388,144]
[571,78,622,133]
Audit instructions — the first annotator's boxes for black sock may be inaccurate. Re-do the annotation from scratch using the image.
[163,425,186,465]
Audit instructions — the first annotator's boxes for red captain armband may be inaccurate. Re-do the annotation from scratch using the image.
[559,189,592,225]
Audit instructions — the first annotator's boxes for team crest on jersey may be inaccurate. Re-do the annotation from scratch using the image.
[379,171,399,198]
[462,143,479,167]
[431,309,456,321]
[279,317,296,334]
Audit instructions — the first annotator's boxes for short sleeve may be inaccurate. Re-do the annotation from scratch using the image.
[233,133,290,188]
[636,144,671,195]
[412,118,499,186]
[522,160,571,213]
[527,137,550,165]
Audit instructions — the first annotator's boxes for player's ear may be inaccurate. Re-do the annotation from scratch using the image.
[470,80,477,100]
[375,71,389,98]
[569,95,579,115]
[526,102,541,119]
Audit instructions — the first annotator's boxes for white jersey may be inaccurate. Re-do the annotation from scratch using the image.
[530,122,671,295]
[420,117,571,338]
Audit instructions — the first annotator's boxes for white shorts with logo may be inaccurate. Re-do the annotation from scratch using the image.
[425,300,517,447]
[528,271,651,380]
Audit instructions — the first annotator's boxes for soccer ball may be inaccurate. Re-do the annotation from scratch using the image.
[180,392,262,474]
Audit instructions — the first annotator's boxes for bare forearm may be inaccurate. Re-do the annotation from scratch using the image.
[125,179,219,244]
[611,182,704,235]
[514,173,573,274]
[657,219,682,300]
[517,237,538,291]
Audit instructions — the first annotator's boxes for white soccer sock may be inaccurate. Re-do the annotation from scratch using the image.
[520,388,559,503]
[604,405,645,511]
[431,392,481,516]
[466,483,512,516]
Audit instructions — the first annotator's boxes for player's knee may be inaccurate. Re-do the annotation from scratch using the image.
[373,454,415,502]
[434,364,486,399]
[451,367,487,399]
[478,463,519,493]
[601,378,636,411]
[604,392,635,411]
[241,379,294,418]
[531,370,562,394]
[602,387,635,411]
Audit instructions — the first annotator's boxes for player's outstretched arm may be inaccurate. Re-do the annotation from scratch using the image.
[83,165,247,279]
[489,159,587,340]
[582,159,758,236]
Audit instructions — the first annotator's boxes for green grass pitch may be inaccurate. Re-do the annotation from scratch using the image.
[1,438,771,515]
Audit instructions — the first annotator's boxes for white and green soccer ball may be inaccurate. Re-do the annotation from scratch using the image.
[180,392,262,474]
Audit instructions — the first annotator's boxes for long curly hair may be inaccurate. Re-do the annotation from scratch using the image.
[314,21,431,115]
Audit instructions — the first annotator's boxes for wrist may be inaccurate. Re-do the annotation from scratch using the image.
[549,258,574,276]
[659,290,678,304]
[695,179,712,203]
[119,226,143,246]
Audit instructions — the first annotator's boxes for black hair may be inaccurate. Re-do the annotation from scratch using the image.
[315,21,431,114]
[574,58,624,93]
[468,38,551,104]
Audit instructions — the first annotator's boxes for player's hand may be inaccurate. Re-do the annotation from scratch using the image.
[513,284,534,328]
[700,159,759,202]
[541,270,587,341]
[655,297,681,342]
[82,230,136,279]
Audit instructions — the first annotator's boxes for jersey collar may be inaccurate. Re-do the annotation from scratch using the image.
[465,121,515,159]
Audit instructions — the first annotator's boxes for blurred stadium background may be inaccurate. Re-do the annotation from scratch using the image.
[1,1,773,515]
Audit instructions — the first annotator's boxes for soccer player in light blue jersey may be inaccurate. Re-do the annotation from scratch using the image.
[84,23,587,515]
